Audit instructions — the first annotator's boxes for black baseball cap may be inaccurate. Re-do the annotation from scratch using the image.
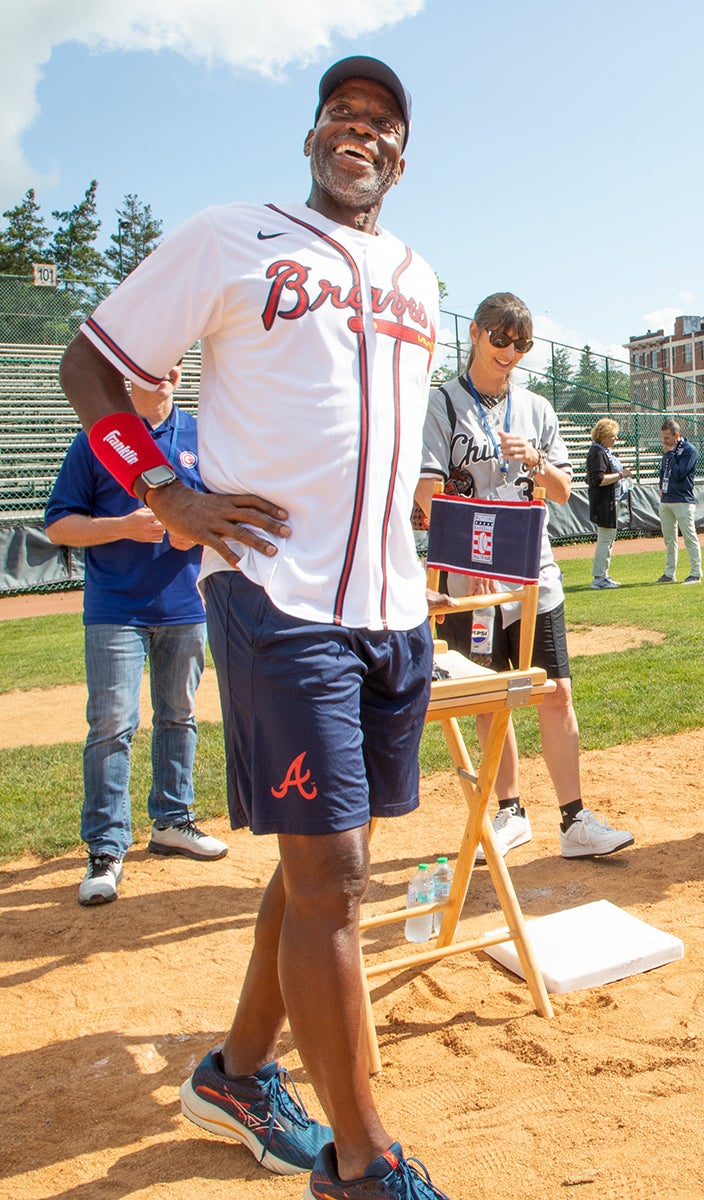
[314,56,412,149]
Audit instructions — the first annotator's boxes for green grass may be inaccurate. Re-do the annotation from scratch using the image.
[1,546,700,859]
[420,547,703,772]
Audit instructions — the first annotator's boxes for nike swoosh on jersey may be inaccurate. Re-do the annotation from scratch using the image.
[257,230,286,239]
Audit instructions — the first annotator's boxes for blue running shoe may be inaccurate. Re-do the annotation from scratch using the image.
[180,1047,331,1175]
[305,1141,452,1200]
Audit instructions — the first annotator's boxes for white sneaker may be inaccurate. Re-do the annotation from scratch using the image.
[590,577,620,589]
[475,807,532,863]
[147,820,228,860]
[78,854,123,906]
[560,809,634,858]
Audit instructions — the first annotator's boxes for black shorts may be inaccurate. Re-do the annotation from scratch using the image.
[439,600,571,680]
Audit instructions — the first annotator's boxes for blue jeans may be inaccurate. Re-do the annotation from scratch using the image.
[81,622,206,859]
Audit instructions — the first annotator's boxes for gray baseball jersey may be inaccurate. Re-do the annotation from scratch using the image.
[420,374,573,620]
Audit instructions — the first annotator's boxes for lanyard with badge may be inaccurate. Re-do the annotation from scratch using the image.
[464,372,521,501]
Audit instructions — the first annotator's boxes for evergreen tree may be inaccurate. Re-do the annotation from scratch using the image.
[0,188,51,275]
[50,180,107,283]
[573,344,601,411]
[543,345,574,408]
[105,194,163,282]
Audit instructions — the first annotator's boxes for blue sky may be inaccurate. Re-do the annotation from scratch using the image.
[4,0,704,375]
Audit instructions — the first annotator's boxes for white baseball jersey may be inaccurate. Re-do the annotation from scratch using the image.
[421,375,573,619]
[82,201,439,631]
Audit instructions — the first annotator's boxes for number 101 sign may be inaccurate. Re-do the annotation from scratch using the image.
[32,263,57,287]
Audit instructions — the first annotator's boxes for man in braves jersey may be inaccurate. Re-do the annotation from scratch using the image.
[59,56,452,1200]
[417,292,634,862]
[45,363,228,907]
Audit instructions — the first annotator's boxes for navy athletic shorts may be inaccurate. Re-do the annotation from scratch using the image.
[204,571,433,836]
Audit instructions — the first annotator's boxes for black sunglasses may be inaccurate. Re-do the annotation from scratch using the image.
[486,329,534,354]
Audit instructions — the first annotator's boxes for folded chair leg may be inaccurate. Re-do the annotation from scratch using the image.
[361,947,383,1075]
[481,832,554,1018]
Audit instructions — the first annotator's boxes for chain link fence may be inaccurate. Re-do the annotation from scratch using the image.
[1,280,702,591]
[435,308,704,486]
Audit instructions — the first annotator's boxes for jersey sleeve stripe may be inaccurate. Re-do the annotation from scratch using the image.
[83,317,164,386]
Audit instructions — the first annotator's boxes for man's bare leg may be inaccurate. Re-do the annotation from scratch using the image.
[276,826,391,1180]
[221,863,288,1075]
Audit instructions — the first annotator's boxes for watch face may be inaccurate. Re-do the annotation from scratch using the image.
[143,465,176,488]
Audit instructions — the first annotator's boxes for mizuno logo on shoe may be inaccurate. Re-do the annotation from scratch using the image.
[196,1084,284,1134]
[271,752,317,800]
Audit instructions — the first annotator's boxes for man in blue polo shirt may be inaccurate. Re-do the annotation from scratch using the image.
[45,361,228,906]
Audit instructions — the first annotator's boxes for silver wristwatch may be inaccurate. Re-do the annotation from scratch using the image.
[139,464,177,496]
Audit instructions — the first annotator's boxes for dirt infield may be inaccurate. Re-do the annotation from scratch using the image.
[2,572,704,1198]
[3,733,704,1198]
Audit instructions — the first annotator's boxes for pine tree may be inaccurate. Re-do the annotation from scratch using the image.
[50,180,107,283]
[105,194,163,282]
[0,189,51,275]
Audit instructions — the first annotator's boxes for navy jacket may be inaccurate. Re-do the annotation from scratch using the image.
[659,437,698,505]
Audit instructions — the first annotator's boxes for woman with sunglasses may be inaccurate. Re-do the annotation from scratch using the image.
[416,292,634,861]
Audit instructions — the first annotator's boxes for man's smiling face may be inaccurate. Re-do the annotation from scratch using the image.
[304,77,405,222]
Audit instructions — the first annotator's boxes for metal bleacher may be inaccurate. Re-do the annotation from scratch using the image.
[0,344,201,523]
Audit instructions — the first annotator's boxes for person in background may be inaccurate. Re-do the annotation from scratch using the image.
[45,362,228,907]
[417,291,635,862]
[656,419,701,584]
[586,417,633,589]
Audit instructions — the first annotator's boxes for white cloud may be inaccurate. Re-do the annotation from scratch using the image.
[519,314,631,378]
[0,0,424,207]
[641,307,683,337]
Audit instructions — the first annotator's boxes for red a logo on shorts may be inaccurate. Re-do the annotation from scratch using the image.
[271,752,318,801]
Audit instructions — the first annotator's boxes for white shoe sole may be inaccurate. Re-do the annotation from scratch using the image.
[475,826,532,864]
[560,832,634,858]
[179,1077,304,1175]
[147,837,227,861]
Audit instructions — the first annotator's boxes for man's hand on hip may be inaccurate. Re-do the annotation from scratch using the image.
[146,482,291,567]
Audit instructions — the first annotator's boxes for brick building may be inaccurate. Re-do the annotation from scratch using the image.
[627,316,704,411]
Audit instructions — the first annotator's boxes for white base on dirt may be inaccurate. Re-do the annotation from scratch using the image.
[485,899,684,994]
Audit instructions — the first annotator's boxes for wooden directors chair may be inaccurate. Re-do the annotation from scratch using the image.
[360,489,556,1074]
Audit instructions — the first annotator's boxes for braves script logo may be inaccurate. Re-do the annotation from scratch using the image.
[472,512,496,564]
[260,259,435,363]
[103,430,138,465]
[271,752,318,801]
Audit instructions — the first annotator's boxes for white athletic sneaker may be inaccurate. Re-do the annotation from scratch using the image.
[78,854,123,906]
[560,809,634,858]
[475,807,532,863]
[590,577,620,589]
[147,821,228,861]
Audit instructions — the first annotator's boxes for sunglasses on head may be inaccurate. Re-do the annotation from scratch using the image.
[486,329,534,354]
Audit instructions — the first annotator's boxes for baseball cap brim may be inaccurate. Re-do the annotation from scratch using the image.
[314,56,412,149]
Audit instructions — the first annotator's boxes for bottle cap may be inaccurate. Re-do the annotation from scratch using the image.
[418,863,429,870]
[437,856,448,864]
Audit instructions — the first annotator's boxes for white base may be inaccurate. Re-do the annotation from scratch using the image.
[485,899,684,994]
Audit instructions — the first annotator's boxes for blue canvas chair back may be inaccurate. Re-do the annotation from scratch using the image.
[426,493,545,585]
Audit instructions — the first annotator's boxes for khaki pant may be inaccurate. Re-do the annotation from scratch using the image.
[659,502,702,579]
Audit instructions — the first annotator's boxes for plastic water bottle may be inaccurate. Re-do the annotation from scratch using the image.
[432,857,454,935]
[471,606,494,664]
[404,863,434,943]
